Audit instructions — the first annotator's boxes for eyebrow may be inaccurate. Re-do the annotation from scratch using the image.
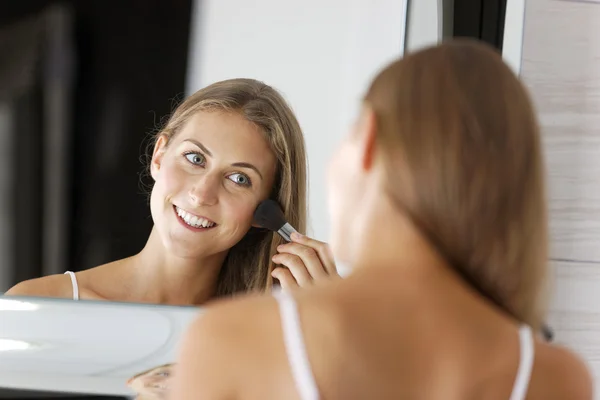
[184,139,212,157]
[184,139,263,180]
[232,162,263,180]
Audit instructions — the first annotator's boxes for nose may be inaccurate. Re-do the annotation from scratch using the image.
[188,174,219,206]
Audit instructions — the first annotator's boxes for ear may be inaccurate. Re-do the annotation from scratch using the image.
[150,135,169,181]
[358,106,377,172]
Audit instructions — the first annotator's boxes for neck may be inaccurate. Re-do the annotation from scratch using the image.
[352,194,450,281]
[351,192,505,325]
[348,193,521,337]
[130,227,226,305]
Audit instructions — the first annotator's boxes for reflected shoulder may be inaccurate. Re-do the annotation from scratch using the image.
[4,274,73,299]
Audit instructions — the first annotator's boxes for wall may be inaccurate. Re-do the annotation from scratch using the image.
[507,0,600,391]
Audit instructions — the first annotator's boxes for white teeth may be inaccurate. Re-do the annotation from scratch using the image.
[175,206,215,229]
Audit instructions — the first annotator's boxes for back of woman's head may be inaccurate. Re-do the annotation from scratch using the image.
[155,78,307,296]
[365,39,548,330]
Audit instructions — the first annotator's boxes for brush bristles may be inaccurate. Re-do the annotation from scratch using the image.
[253,199,287,232]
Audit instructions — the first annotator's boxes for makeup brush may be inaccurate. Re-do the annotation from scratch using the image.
[253,199,298,242]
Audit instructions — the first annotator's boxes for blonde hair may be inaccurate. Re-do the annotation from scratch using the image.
[153,78,307,296]
[365,39,549,330]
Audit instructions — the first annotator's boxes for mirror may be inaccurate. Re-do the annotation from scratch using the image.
[4,0,534,397]
[0,296,199,397]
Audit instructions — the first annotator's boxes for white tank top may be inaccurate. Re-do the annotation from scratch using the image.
[64,271,79,300]
[274,290,535,400]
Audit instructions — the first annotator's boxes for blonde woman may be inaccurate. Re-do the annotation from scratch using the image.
[171,40,593,399]
[7,78,338,304]
[127,364,174,400]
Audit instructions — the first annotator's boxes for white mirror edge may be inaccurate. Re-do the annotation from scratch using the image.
[502,0,527,76]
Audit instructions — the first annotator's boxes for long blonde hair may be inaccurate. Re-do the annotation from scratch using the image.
[153,78,307,296]
[365,39,549,330]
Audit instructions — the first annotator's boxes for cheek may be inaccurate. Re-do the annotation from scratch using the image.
[150,161,188,225]
[222,196,258,229]
[154,160,187,200]
[130,377,147,390]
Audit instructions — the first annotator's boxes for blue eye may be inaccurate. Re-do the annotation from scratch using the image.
[184,152,205,165]
[228,173,251,187]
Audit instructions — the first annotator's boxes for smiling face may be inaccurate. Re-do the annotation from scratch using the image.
[127,364,174,399]
[150,111,277,260]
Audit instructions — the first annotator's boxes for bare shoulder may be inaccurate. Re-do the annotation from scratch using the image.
[170,288,346,400]
[170,294,284,400]
[533,341,594,399]
[4,273,74,299]
[4,261,121,300]
[186,294,280,346]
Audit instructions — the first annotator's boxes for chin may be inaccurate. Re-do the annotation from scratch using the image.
[166,240,216,260]
[167,229,239,260]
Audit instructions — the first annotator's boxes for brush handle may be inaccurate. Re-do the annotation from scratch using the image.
[277,222,297,242]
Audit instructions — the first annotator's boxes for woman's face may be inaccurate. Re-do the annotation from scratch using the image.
[127,364,173,399]
[150,111,277,260]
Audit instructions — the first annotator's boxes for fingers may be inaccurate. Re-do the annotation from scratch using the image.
[275,242,329,281]
[271,233,339,290]
[290,232,337,275]
[271,267,299,291]
[271,253,314,287]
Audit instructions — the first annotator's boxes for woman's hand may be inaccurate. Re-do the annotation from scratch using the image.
[271,232,340,290]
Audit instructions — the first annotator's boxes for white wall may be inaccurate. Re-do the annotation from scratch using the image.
[186,0,450,241]
[186,0,409,240]
[504,0,600,392]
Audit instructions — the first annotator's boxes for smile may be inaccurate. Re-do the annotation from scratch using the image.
[174,206,217,230]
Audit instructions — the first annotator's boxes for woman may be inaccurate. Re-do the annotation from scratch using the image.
[127,363,174,400]
[170,40,593,399]
[6,78,338,304]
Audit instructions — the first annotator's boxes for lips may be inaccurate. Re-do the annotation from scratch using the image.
[173,205,217,230]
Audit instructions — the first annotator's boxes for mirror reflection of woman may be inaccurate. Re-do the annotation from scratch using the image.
[126,364,174,400]
[171,40,593,399]
[7,79,339,400]
[7,78,339,305]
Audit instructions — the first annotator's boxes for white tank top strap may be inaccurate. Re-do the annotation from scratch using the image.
[274,290,319,400]
[509,324,535,400]
[63,271,80,301]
